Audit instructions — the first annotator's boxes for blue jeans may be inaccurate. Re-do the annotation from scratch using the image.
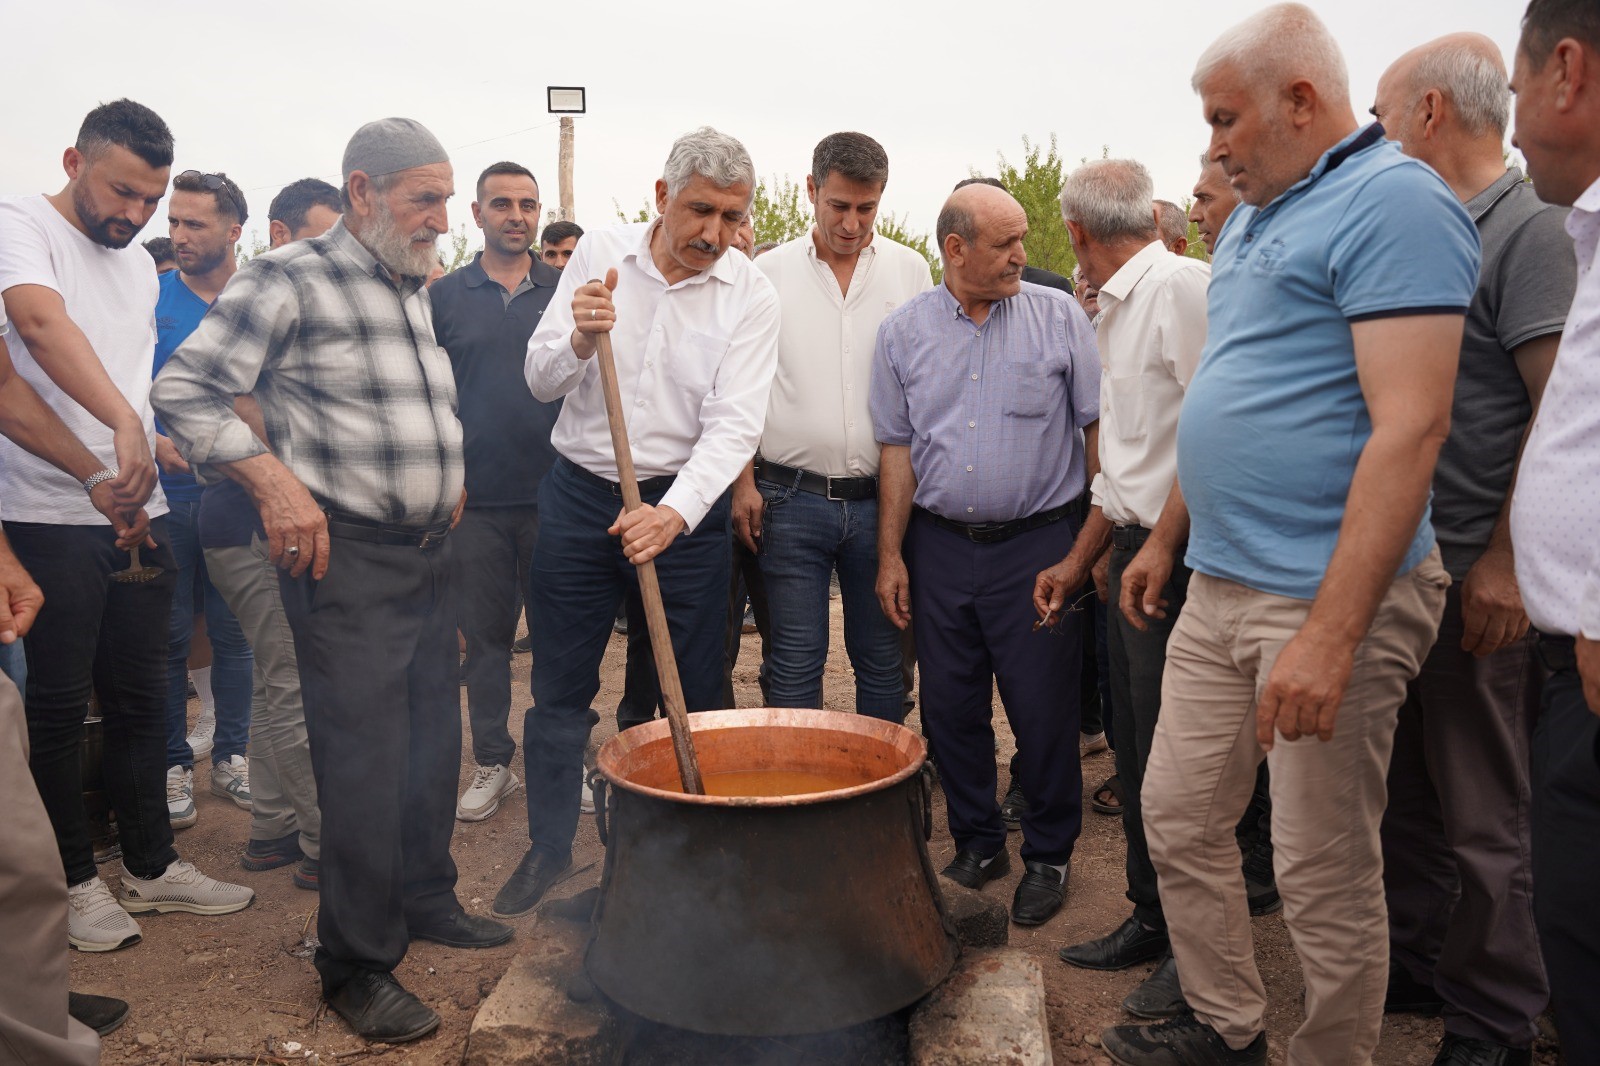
[756,479,904,721]
[165,499,253,768]
[0,637,24,693]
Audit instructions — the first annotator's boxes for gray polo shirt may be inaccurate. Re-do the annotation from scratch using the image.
[1432,169,1575,579]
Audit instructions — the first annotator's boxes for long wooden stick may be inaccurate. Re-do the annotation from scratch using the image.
[593,326,705,795]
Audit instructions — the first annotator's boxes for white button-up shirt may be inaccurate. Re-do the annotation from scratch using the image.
[1512,175,1600,639]
[525,221,780,532]
[1088,241,1210,529]
[755,232,933,477]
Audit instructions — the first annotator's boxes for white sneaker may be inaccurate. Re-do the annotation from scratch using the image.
[187,709,215,762]
[117,860,255,915]
[456,764,518,822]
[166,765,197,829]
[209,754,251,809]
[67,877,142,952]
[581,777,595,815]
[1080,731,1109,758]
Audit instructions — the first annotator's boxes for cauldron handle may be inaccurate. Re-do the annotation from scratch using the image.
[589,768,609,847]
[917,762,935,842]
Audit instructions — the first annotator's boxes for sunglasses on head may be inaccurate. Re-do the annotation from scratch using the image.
[178,170,245,221]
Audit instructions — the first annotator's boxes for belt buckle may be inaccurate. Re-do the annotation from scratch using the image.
[418,529,441,550]
[825,476,844,502]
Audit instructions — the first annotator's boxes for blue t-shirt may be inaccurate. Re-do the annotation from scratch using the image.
[1178,125,1480,599]
[153,270,210,504]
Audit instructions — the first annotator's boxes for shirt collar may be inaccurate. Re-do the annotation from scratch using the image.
[1265,122,1387,211]
[1573,172,1600,219]
[461,251,555,289]
[1463,167,1525,224]
[1096,240,1169,307]
[805,229,877,261]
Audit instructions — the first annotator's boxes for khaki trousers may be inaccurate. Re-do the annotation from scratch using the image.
[1144,550,1448,1064]
[0,672,99,1065]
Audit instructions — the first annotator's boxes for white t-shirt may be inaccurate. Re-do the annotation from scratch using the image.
[0,194,166,523]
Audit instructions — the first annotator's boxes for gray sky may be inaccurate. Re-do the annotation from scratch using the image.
[2,0,1526,255]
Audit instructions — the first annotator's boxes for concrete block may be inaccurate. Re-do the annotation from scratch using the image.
[465,924,618,1066]
[909,949,1052,1066]
[940,881,1010,948]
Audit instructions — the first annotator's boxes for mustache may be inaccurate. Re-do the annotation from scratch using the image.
[688,238,719,254]
[410,228,442,243]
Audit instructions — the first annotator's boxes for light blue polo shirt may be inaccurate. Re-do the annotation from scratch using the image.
[1178,124,1480,600]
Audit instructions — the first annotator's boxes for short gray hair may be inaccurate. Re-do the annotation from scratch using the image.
[1058,159,1158,242]
[1154,200,1188,247]
[662,127,756,199]
[1409,40,1510,138]
[1192,3,1350,109]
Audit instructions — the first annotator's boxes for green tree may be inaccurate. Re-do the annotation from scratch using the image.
[993,135,1076,279]
[876,212,941,283]
[748,175,811,244]
[444,223,476,272]
[613,199,653,223]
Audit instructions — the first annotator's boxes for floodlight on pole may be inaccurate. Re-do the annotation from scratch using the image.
[547,87,586,222]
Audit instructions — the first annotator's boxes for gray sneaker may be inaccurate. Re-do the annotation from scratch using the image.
[210,755,251,810]
[166,765,197,829]
[117,860,255,915]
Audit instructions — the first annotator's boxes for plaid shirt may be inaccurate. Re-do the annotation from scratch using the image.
[151,219,464,528]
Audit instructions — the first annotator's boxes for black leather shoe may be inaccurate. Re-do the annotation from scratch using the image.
[493,847,573,917]
[1011,860,1067,925]
[1122,954,1189,1019]
[1432,1034,1532,1066]
[1386,962,1446,1015]
[68,992,129,1037]
[1103,1015,1267,1065]
[409,909,514,949]
[940,847,1010,890]
[1241,840,1281,916]
[1059,916,1170,971]
[326,971,439,1044]
[1000,781,1027,830]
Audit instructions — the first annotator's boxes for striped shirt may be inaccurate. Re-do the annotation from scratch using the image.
[151,218,464,528]
[869,281,1101,523]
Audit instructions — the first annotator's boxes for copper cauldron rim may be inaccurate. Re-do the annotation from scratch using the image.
[594,708,927,808]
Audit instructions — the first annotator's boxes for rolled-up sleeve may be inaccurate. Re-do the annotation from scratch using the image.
[659,280,781,531]
[151,259,295,473]
[525,237,591,402]
[870,319,912,446]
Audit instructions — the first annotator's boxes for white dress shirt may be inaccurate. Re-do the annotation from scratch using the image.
[1512,174,1600,639]
[1088,241,1211,529]
[525,221,780,532]
[755,232,933,477]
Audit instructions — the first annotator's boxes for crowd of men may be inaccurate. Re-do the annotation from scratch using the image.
[0,0,1597,1063]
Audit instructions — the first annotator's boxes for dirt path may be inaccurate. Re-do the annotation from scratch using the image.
[72,603,1550,1065]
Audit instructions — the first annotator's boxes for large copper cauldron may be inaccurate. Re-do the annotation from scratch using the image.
[586,708,958,1036]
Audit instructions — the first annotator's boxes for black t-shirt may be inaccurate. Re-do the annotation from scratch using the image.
[1022,265,1074,294]
[429,253,564,508]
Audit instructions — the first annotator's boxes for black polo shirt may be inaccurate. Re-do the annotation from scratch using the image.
[430,252,563,508]
[1022,265,1074,294]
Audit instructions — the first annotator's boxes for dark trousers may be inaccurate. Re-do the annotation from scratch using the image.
[1107,537,1191,929]
[454,505,538,768]
[1382,585,1546,1048]
[7,519,179,887]
[279,535,462,993]
[906,510,1082,865]
[1530,658,1600,1061]
[527,460,730,857]
[723,537,771,708]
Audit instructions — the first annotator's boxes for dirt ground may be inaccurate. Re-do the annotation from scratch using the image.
[72,599,1558,1065]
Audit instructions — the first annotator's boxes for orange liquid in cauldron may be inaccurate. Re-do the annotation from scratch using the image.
[659,768,866,797]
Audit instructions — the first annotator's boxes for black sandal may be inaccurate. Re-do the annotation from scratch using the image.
[1091,774,1124,815]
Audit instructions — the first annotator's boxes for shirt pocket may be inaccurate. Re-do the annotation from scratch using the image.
[674,329,728,397]
[1003,361,1057,418]
[1247,238,1290,277]
[1106,374,1148,442]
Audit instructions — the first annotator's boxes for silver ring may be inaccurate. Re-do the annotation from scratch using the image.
[590,309,597,321]
[286,545,301,557]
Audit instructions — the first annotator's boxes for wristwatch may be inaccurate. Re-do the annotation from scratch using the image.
[82,468,119,495]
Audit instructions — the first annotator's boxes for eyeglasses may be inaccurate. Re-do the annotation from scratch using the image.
[177,170,245,221]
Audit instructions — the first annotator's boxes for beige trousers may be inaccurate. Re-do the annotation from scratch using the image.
[0,672,99,1066]
[1144,550,1448,1065]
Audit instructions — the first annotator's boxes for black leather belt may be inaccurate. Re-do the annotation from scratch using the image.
[1111,524,1152,551]
[324,512,451,550]
[755,458,877,501]
[560,456,676,497]
[1537,633,1577,673]
[915,503,1073,544]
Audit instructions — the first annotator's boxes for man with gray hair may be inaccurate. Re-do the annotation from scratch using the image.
[1047,159,1278,1018]
[154,117,513,1045]
[1103,5,1480,1062]
[1188,155,1241,257]
[500,127,780,916]
[1152,200,1190,256]
[1373,33,1573,1066]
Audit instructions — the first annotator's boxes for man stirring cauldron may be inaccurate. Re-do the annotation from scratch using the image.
[497,127,780,917]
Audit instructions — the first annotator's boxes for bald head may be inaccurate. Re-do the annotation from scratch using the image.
[1376,33,1509,143]
[937,182,1023,250]
[938,183,1028,306]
